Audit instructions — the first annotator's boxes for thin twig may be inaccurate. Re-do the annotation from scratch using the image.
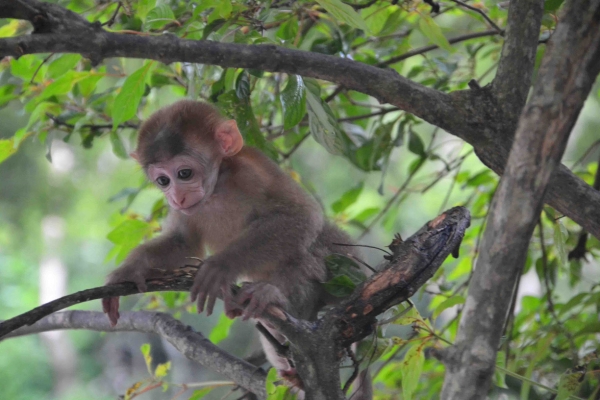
[280,132,310,159]
[47,113,139,130]
[30,53,54,84]
[343,347,360,394]
[332,242,393,256]
[102,1,122,27]
[379,30,499,66]
[449,0,503,33]
[338,108,399,122]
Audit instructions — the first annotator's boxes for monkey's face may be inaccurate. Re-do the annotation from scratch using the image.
[147,154,219,215]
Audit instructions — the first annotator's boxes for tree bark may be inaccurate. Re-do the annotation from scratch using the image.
[440,1,600,398]
[1,0,600,240]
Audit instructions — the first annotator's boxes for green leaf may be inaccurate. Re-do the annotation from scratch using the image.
[305,79,345,155]
[316,0,370,32]
[400,344,425,400]
[545,0,565,11]
[0,84,17,107]
[356,338,393,366]
[0,138,17,164]
[107,219,153,263]
[418,15,453,53]
[353,207,380,223]
[465,170,494,187]
[39,71,87,100]
[280,75,306,129]
[107,219,151,246]
[185,21,204,40]
[266,367,290,399]
[408,130,426,157]
[553,221,568,268]
[432,295,465,320]
[47,54,81,79]
[325,254,367,283]
[556,369,584,400]
[322,275,356,297]
[137,0,156,20]
[276,17,298,41]
[112,63,153,130]
[10,56,35,81]
[140,343,152,374]
[332,183,363,213]
[77,74,102,97]
[189,388,212,400]
[209,313,235,344]
[216,0,232,18]
[144,4,175,30]
[110,131,129,159]
[203,18,227,40]
[235,70,251,99]
[217,91,278,159]
[349,123,394,171]
[154,361,171,378]
[495,351,507,389]
[0,20,20,37]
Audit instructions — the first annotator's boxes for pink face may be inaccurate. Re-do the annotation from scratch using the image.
[147,154,218,215]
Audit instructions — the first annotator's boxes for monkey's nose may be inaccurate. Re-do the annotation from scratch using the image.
[175,196,186,208]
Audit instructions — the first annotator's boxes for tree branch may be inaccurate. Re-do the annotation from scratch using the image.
[0,206,470,400]
[440,1,600,398]
[449,0,503,33]
[0,265,198,338]
[492,0,545,119]
[2,0,600,242]
[2,310,267,398]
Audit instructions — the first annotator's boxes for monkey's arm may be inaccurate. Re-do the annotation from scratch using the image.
[191,206,322,316]
[103,218,204,326]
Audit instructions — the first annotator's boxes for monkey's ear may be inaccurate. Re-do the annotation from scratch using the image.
[215,120,244,157]
[129,151,139,161]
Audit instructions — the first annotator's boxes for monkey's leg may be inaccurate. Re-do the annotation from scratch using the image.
[257,322,304,390]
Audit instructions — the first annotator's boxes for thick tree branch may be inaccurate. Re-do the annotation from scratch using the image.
[1,0,600,242]
[0,207,470,400]
[492,0,544,119]
[440,1,600,398]
[2,310,267,397]
[0,0,96,33]
[259,207,471,399]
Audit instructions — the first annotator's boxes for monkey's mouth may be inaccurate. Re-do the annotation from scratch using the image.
[177,201,202,215]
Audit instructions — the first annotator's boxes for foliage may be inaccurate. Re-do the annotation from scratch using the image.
[1,0,600,399]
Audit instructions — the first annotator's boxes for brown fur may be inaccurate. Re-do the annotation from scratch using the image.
[103,100,362,394]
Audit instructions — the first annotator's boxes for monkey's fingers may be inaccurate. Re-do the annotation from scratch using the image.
[223,288,244,319]
[205,293,217,316]
[242,297,266,321]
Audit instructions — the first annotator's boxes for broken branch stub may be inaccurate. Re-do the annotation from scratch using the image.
[331,206,471,345]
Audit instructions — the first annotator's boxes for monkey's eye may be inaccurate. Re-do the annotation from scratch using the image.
[156,176,170,187]
[178,169,193,180]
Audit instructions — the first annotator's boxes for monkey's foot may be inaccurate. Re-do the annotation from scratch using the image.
[233,282,289,320]
[281,368,304,389]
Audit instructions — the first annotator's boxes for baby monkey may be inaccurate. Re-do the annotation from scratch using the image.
[102,100,359,387]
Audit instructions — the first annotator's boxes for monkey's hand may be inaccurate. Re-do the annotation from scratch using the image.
[102,264,154,327]
[190,258,237,316]
[226,282,290,321]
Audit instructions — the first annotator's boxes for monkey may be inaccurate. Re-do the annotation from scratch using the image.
[101,100,362,391]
